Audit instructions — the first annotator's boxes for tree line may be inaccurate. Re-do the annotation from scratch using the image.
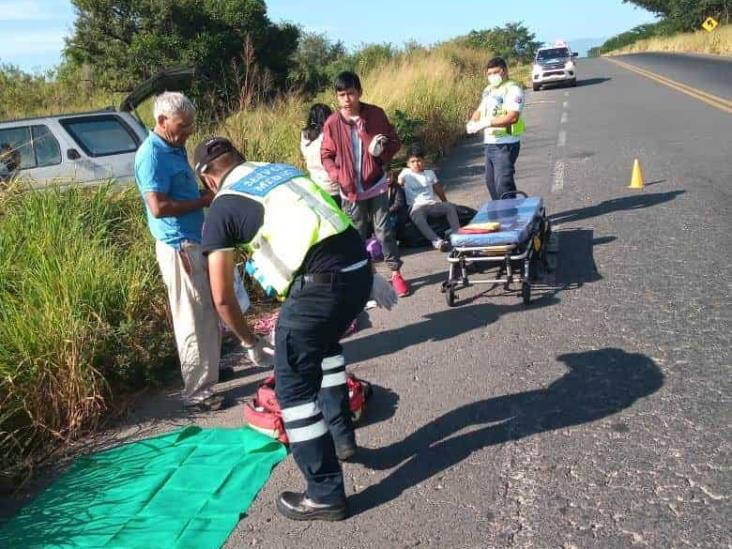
[590,0,731,55]
[2,0,544,121]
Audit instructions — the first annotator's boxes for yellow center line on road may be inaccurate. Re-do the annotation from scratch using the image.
[606,57,732,114]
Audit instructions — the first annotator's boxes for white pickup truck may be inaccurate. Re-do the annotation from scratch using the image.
[531,43,579,91]
[0,68,193,188]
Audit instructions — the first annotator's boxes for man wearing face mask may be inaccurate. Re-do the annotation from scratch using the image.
[467,57,525,200]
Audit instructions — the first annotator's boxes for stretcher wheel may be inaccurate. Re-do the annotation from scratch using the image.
[446,286,456,307]
[521,282,531,305]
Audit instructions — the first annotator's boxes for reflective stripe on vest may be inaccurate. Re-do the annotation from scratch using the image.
[483,80,525,138]
[215,162,351,298]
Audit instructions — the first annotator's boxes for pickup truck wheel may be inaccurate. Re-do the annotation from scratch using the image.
[532,84,541,92]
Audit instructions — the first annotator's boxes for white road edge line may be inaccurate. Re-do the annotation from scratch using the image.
[557,130,566,147]
[560,112,568,124]
[562,100,569,109]
[552,160,565,193]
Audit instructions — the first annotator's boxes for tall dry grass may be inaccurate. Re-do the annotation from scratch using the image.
[606,24,732,56]
[213,44,512,166]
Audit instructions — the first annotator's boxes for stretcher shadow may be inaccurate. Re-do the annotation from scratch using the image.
[550,190,684,225]
[344,296,560,365]
[348,347,664,516]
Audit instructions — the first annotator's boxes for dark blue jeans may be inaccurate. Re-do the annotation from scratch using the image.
[274,265,372,504]
[485,142,521,200]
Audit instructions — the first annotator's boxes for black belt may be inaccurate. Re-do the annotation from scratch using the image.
[301,265,369,285]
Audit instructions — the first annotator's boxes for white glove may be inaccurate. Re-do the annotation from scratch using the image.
[368,134,389,157]
[370,273,398,310]
[242,335,275,367]
[466,119,491,134]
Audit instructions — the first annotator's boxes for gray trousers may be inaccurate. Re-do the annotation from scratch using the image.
[346,193,402,272]
[410,202,461,243]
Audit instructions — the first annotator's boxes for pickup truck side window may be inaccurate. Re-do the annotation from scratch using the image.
[60,115,140,158]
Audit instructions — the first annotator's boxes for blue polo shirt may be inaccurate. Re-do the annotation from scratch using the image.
[134,131,204,249]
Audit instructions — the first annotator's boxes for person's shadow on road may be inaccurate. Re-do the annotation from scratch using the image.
[349,347,664,516]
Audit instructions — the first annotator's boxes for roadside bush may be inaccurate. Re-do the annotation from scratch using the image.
[0,183,176,476]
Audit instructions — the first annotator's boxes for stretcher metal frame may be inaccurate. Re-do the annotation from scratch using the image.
[441,191,553,306]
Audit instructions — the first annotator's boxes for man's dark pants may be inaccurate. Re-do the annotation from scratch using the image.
[274,265,372,504]
[485,142,521,200]
[346,193,403,272]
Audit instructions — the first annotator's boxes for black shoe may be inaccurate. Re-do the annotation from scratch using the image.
[186,395,233,412]
[335,440,357,462]
[276,491,348,521]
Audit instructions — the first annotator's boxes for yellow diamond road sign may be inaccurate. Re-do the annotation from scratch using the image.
[702,16,719,32]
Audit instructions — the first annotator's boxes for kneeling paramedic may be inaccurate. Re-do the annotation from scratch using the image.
[195,137,397,521]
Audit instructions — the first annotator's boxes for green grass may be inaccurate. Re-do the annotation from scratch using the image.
[0,182,176,476]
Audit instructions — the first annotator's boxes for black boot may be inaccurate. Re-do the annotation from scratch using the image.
[276,492,348,521]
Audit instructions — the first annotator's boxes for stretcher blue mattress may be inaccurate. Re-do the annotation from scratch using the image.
[449,196,543,247]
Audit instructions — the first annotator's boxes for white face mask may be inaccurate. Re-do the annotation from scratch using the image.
[487,73,504,87]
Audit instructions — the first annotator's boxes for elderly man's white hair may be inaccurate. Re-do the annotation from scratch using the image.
[153,91,195,120]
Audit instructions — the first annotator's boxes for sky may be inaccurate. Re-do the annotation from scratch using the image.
[0,0,657,73]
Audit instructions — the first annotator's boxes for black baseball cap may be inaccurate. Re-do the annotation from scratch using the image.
[193,137,237,174]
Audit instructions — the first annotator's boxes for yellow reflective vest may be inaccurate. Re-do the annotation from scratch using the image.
[215,162,351,299]
[481,79,525,140]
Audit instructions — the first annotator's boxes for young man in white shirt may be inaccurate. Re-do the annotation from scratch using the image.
[398,143,460,252]
[468,57,525,200]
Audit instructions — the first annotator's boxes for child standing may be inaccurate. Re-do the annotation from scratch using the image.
[398,143,460,252]
[300,103,341,207]
[321,71,410,297]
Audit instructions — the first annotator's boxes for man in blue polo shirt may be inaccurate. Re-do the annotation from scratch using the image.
[135,91,240,411]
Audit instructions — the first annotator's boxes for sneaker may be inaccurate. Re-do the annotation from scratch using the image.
[432,239,450,252]
[391,271,410,297]
[365,299,378,310]
[276,491,348,521]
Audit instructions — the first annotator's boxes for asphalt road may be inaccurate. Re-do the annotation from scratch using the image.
[610,52,732,101]
[5,55,731,547]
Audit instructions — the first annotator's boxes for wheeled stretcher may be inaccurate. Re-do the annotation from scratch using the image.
[441,192,552,306]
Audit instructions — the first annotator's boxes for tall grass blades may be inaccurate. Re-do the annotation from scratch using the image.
[606,25,732,56]
[0,184,175,475]
[212,45,502,168]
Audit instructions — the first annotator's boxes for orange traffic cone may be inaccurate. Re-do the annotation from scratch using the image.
[628,158,645,189]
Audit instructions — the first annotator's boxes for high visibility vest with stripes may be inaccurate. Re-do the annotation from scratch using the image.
[482,79,525,138]
[216,162,351,299]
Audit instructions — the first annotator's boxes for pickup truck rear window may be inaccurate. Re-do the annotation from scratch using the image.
[60,115,140,158]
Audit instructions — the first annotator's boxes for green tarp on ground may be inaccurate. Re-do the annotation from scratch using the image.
[0,426,287,548]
